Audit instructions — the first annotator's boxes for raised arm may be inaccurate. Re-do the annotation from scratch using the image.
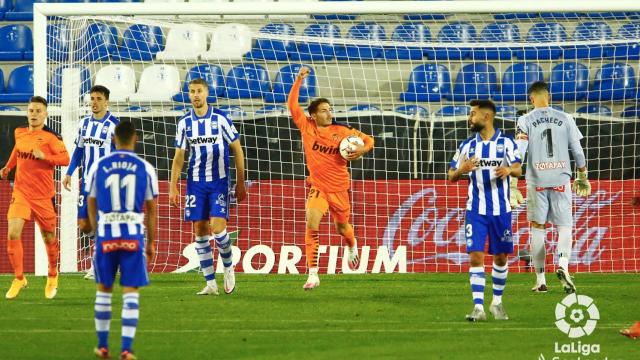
[288,67,310,130]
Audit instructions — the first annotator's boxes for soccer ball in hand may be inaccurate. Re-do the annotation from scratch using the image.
[339,135,365,160]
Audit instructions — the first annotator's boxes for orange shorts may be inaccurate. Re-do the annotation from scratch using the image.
[7,191,57,233]
[306,186,351,224]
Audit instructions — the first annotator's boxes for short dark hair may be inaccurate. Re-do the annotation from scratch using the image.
[29,96,48,107]
[527,81,549,96]
[189,78,209,88]
[90,85,110,100]
[307,98,331,114]
[469,99,496,114]
[115,120,136,145]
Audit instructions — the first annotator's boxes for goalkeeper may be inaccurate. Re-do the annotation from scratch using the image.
[513,81,591,294]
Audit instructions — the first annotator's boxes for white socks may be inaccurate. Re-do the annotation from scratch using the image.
[530,228,546,285]
[556,225,572,270]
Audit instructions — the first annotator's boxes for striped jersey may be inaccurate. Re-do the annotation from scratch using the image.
[174,105,240,182]
[71,112,119,180]
[450,129,522,216]
[85,150,159,244]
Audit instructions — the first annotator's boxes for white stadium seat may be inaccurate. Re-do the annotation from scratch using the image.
[90,65,136,102]
[128,65,181,102]
[156,24,207,60]
[200,23,252,61]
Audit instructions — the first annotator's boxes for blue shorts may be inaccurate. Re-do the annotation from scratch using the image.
[464,211,514,255]
[184,180,229,221]
[94,240,149,288]
[78,185,88,219]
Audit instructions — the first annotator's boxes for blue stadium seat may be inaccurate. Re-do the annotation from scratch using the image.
[588,63,637,101]
[576,104,612,116]
[255,105,287,115]
[564,22,613,59]
[495,104,518,120]
[585,12,629,20]
[612,22,640,60]
[493,13,538,20]
[494,62,544,101]
[436,105,470,117]
[0,0,12,20]
[396,105,429,119]
[0,25,32,61]
[425,22,476,60]
[0,65,33,103]
[384,23,431,60]
[335,22,386,60]
[517,22,567,60]
[173,105,189,113]
[541,12,583,20]
[125,105,150,112]
[245,23,296,61]
[225,64,270,99]
[47,23,70,61]
[48,65,91,103]
[4,0,45,21]
[76,23,118,61]
[112,24,163,61]
[620,105,640,118]
[173,64,225,103]
[0,69,4,93]
[451,63,498,101]
[349,104,381,112]
[550,104,564,111]
[263,64,317,103]
[399,63,451,102]
[473,22,520,60]
[0,105,20,111]
[217,105,246,121]
[312,0,359,20]
[290,23,341,61]
[549,62,590,101]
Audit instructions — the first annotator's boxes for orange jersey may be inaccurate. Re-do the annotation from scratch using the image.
[5,125,70,199]
[288,78,374,193]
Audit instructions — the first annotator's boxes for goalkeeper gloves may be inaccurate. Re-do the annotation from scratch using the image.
[572,170,592,197]
[509,177,524,208]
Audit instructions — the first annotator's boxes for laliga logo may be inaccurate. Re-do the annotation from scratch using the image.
[554,294,599,338]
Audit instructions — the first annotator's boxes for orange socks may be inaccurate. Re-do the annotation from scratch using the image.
[7,240,24,280]
[45,239,60,277]
[305,228,319,269]
[341,224,356,248]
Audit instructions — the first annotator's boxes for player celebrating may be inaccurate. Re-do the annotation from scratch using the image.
[63,85,119,280]
[448,100,522,321]
[86,120,158,360]
[515,81,591,294]
[288,67,374,290]
[169,78,246,296]
[1,96,70,299]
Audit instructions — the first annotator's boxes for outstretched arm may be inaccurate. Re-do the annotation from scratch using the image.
[288,67,310,130]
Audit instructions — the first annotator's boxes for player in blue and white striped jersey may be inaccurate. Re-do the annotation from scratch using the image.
[86,120,158,360]
[63,85,119,280]
[169,78,246,296]
[448,100,523,322]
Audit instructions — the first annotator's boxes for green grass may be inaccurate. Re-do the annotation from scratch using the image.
[0,273,639,360]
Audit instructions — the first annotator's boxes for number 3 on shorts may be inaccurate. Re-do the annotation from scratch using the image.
[185,195,196,208]
[78,194,84,207]
[465,223,473,238]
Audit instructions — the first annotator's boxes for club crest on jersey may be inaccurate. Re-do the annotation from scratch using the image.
[211,121,218,130]
[496,143,504,153]
[102,127,109,134]
[332,134,340,142]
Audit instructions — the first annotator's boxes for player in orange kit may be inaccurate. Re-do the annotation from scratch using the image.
[288,67,374,290]
[0,96,70,300]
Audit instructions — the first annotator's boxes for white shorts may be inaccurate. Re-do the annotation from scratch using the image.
[527,182,573,226]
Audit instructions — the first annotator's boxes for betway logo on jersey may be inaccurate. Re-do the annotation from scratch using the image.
[85,137,106,146]
[188,136,218,145]
[312,141,339,155]
[477,158,502,167]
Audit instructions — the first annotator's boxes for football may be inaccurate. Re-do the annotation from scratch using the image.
[339,135,365,160]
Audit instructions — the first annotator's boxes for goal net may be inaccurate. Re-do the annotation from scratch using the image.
[35,1,639,276]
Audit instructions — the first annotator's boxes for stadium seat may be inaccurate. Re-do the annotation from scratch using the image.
[0,25,33,61]
[49,65,91,103]
[0,0,11,20]
[585,12,629,19]
[399,63,451,102]
[493,62,544,101]
[517,22,567,60]
[156,24,206,60]
[245,23,296,61]
[129,65,180,102]
[173,104,189,112]
[564,22,613,59]
[576,104,612,116]
[289,23,341,61]
[47,23,70,61]
[495,104,518,120]
[424,22,476,60]
[335,22,386,60]
[620,105,640,118]
[384,23,431,60]
[540,12,582,20]
[263,64,316,103]
[255,104,287,115]
[548,62,590,101]
[612,22,640,60]
[112,24,164,61]
[396,105,429,119]
[77,23,119,61]
[473,22,520,60]
[91,64,136,102]
[5,0,44,21]
[225,64,270,99]
[125,105,151,112]
[550,104,564,111]
[436,105,470,117]
[404,14,447,21]
[588,63,637,101]
[349,104,381,112]
[0,65,33,103]
[217,105,247,121]
[0,69,4,93]
[493,13,538,20]
[451,63,498,101]
[173,64,225,103]
[0,105,20,111]
[200,23,252,60]
[312,0,358,21]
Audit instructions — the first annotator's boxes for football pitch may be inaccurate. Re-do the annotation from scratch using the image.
[0,273,638,360]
